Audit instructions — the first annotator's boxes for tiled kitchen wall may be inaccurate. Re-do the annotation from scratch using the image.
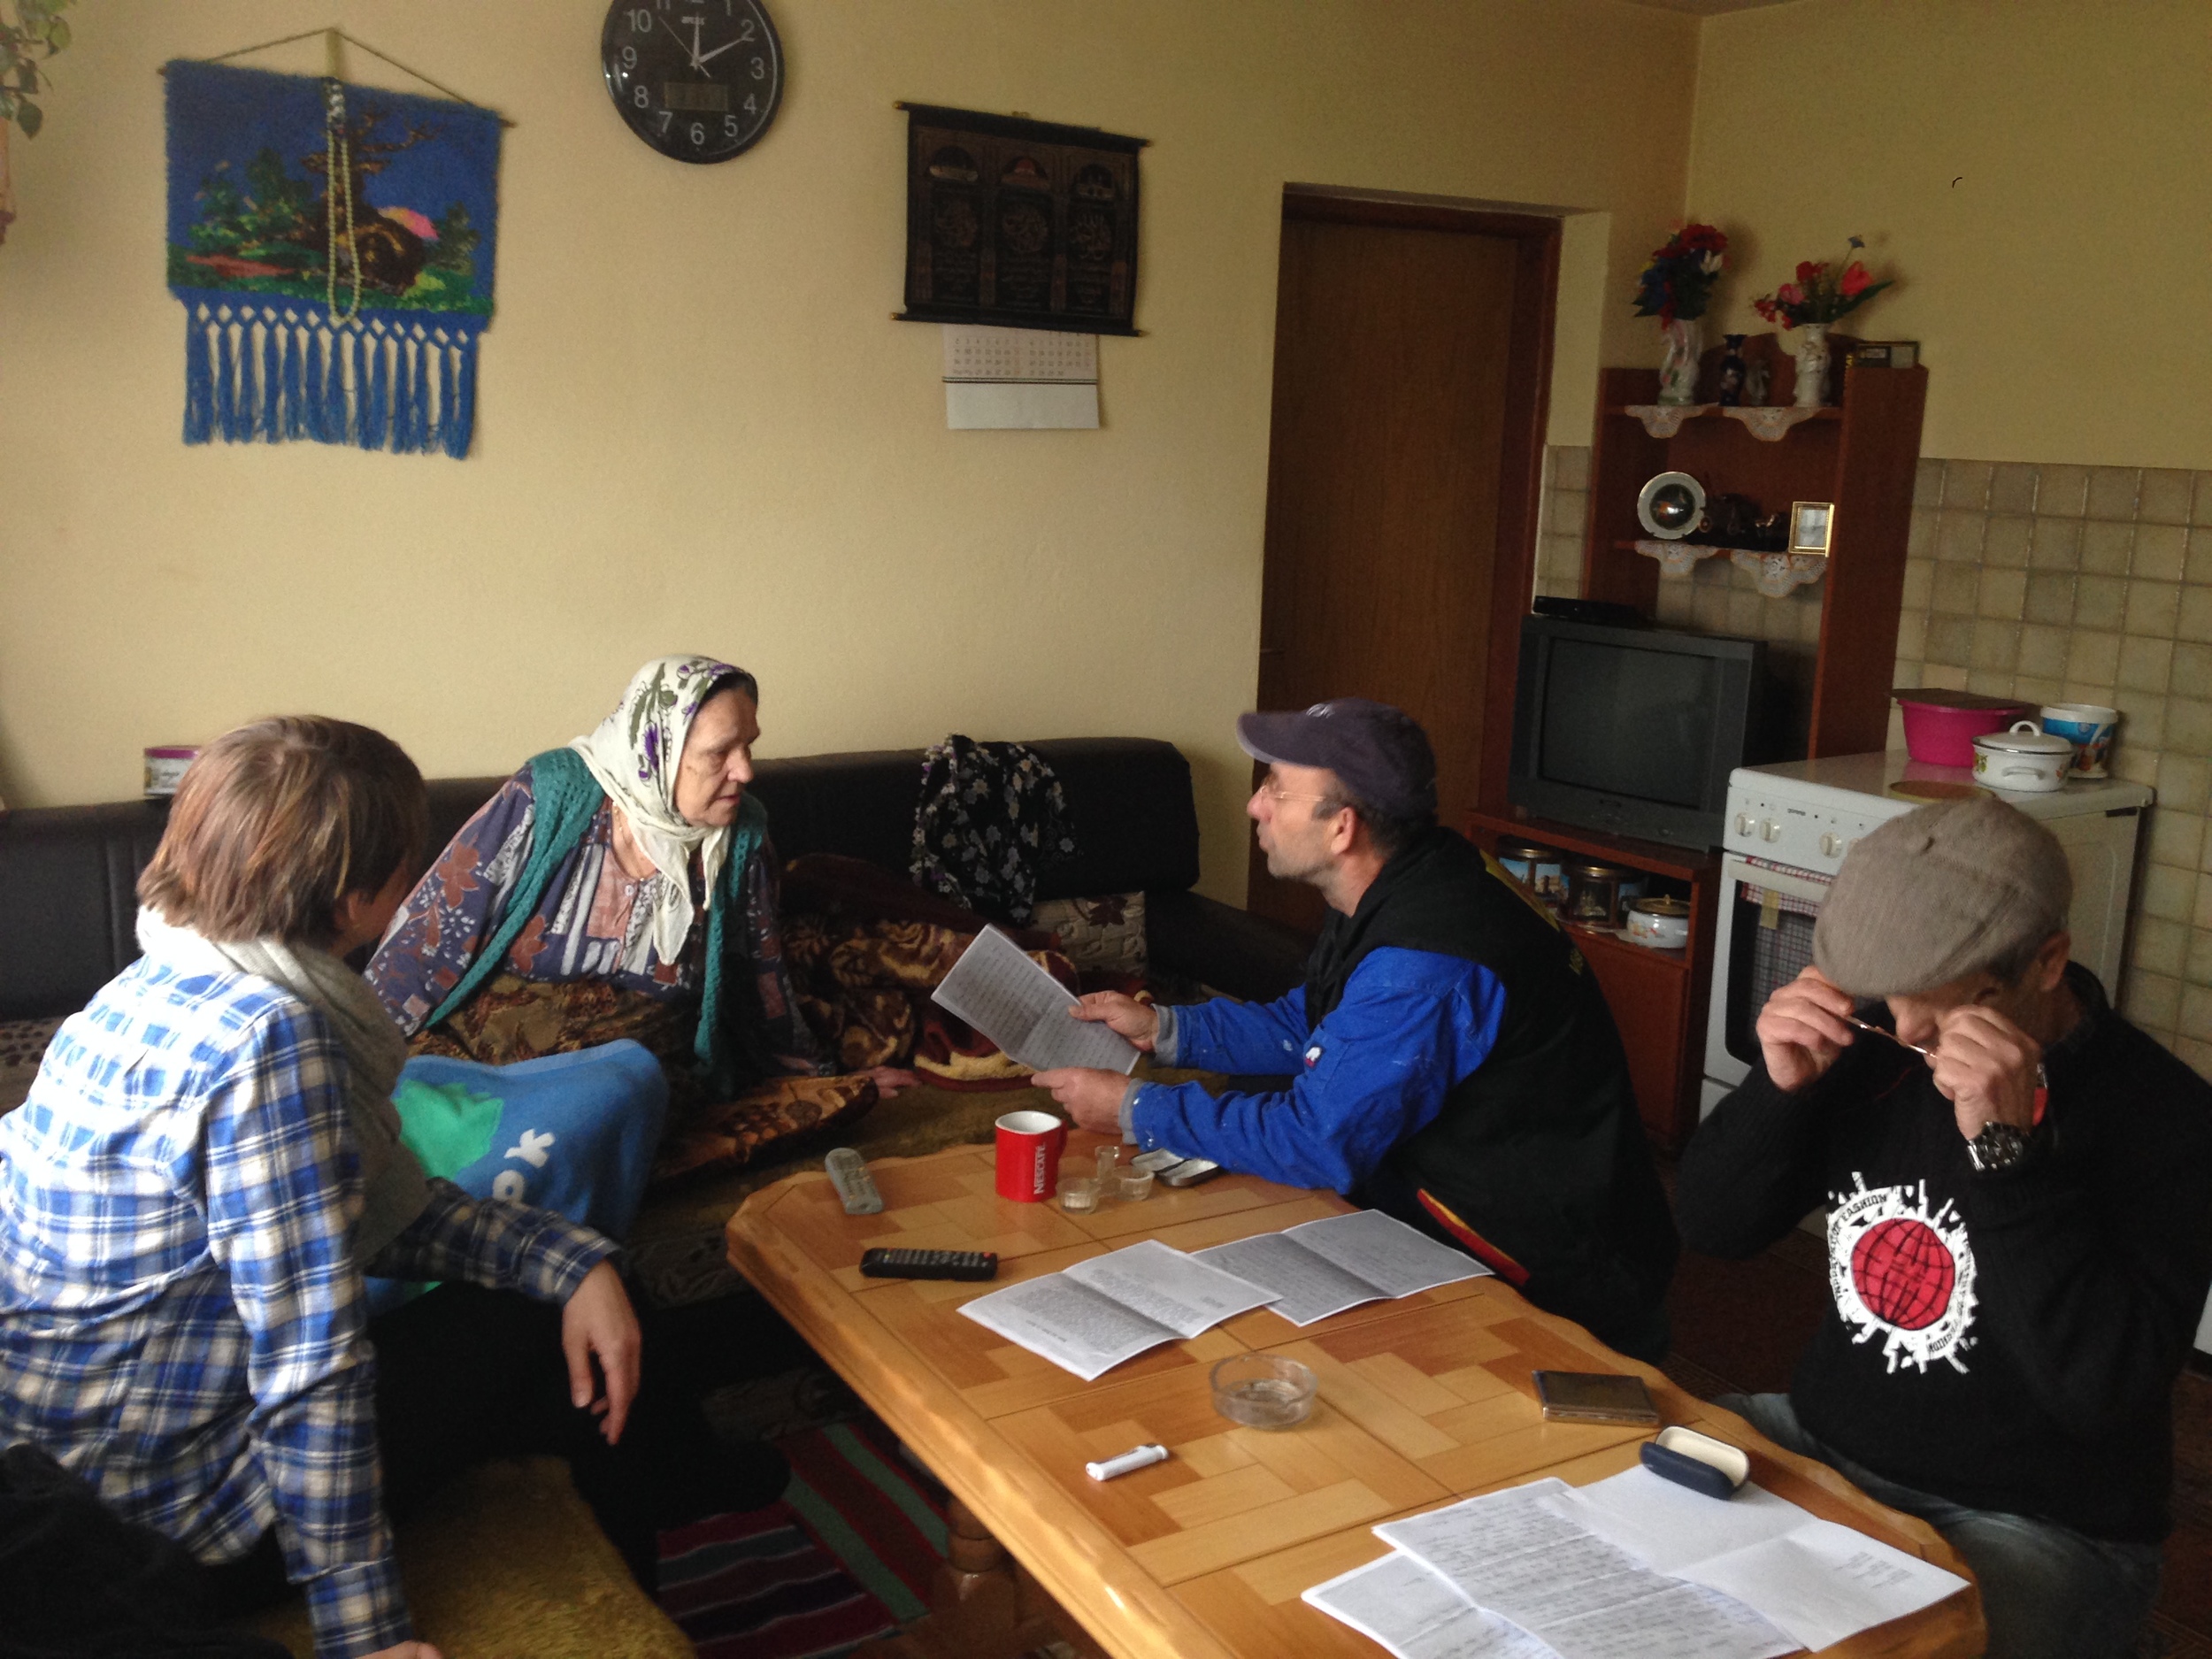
[1892,458,2212,1078]
[1528,442,2212,1081]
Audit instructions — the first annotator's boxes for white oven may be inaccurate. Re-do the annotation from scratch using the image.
[1702,751,2152,1113]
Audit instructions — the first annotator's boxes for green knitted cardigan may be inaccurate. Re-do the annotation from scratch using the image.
[423,747,768,1095]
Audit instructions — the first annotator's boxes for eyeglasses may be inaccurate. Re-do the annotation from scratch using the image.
[1253,782,1346,810]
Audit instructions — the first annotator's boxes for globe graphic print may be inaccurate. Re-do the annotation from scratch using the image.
[1851,1217,1956,1331]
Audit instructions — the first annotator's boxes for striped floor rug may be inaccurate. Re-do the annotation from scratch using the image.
[658,1417,951,1659]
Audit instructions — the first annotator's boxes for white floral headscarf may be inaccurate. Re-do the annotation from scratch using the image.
[569,653,751,964]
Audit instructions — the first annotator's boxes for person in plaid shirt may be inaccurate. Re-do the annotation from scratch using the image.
[0,718,723,1659]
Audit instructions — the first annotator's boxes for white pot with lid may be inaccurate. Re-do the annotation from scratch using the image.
[1971,720,2074,794]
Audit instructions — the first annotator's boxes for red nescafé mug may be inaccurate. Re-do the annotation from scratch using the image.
[994,1110,1067,1202]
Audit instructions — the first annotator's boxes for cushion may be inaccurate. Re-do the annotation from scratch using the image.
[1032,890,1148,976]
[651,1072,877,1187]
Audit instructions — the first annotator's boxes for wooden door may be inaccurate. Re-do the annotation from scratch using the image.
[1250,196,1557,933]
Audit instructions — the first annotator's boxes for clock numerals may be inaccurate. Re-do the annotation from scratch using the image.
[601,0,784,165]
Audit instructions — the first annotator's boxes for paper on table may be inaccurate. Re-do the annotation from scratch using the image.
[1198,1210,1491,1325]
[1195,1232,1387,1325]
[956,1274,1176,1381]
[1302,1551,1555,1659]
[1690,1522,1968,1653]
[1553,1467,1965,1651]
[1375,1483,1796,1659]
[956,1240,1277,1380]
[1063,1240,1278,1336]
[930,926,1140,1074]
[1284,1210,1491,1298]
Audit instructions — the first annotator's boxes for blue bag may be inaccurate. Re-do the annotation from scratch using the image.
[366,1041,668,1312]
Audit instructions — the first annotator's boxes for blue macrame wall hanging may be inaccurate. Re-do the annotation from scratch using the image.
[165,57,502,458]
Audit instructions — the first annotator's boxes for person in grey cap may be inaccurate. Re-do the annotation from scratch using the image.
[1677,794,2212,1659]
[1033,698,1678,1360]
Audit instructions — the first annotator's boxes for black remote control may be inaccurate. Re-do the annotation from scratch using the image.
[858,1247,999,1282]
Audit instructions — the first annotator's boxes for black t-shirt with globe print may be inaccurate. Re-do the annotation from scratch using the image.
[1678,964,2212,1545]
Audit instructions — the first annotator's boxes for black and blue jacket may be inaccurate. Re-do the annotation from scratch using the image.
[1130,826,1678,1359]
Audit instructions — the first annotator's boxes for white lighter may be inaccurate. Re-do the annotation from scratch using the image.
[1085,1443,1170,1482]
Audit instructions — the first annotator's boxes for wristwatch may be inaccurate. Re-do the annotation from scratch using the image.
[1965,1119,2032,1173]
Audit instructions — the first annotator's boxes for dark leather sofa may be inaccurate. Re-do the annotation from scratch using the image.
[0,737,1309,1022]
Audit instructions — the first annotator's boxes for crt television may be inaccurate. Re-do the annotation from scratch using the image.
[1507,615,1776,850]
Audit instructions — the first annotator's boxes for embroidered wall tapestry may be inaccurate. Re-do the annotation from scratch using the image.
[164,59,502,458]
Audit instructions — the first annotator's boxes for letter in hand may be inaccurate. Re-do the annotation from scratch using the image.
[1755,966,1858,1093]
[1031,1066,1129,1134]
[1067,990,1159,1051]
[563,1259,641,1447]
[1926,1004,2041,1139]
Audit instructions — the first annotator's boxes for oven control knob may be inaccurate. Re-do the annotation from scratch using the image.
[1735,812,1756,837]
[1819,832,1841,857]
[1760,819,1782,842]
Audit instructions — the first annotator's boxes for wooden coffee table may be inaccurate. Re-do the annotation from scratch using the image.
[726,1133,1984,1659]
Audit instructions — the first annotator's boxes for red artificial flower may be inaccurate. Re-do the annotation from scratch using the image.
[1753,296,1779,323]
[1839,261,1870,297]
[1795,261,1825,285]
[1777,282,1804,305]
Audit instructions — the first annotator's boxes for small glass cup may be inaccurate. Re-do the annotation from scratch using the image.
[1210,1354,1317,1429]
[1055,1175,1102,1214]
[1094,1145,1123,1183]
[1113,1167,1155,1202]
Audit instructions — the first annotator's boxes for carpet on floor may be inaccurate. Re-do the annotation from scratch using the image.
[657,1417,950,1659]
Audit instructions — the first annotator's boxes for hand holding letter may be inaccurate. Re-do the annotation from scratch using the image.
[1067,991,1158,1050]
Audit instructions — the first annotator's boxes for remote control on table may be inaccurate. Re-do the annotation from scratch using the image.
[824,1148,884,1215]
[858,1248,999,1281]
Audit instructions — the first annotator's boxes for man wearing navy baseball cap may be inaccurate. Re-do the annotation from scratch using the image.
[1033,697,1678,1360]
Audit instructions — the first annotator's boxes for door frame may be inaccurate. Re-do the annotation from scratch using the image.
[1271,192,1561,817]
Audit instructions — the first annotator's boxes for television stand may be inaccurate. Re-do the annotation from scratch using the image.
[1465,808,1717,1151]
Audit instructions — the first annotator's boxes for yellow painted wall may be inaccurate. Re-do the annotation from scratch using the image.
[1687,0,2212,469]
[0,0,1698,899]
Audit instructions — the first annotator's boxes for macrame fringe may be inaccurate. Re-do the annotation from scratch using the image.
[178,296,480,458]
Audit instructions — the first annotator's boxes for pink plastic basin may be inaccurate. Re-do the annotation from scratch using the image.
[1897,696,2031,766]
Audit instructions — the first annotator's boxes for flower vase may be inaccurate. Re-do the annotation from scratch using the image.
[1792,323,1832,408]
[1657,318,1703,406]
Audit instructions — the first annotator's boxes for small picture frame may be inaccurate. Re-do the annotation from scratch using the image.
[1790,500,1835,557]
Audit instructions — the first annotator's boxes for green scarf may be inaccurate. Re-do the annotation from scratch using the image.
[423,747,766,1094]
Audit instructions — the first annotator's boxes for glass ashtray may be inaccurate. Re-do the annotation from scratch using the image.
[1210,1354,1317,1429]
[1056,1175,1102,1213]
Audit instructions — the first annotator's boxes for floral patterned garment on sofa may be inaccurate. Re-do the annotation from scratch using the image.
[365,767,821,1087]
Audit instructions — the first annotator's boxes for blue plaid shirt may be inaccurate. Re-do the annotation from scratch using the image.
[0,957,617,1659]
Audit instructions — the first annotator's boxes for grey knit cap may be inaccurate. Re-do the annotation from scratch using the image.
[1812,795,2071,996]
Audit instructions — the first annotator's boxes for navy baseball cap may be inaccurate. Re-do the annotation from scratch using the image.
[1236,698,1439,820]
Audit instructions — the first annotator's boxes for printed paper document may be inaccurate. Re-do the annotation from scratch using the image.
[1304,1550,1554,1659]
[1548,1465,1969,1651]
[931,926,1139,1074]
[1375,1480,1798,1659]
[956,1239,1277,1380]
[1194,1209,1490,1325]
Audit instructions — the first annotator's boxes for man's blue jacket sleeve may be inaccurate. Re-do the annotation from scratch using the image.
[1129,948,1506,1193]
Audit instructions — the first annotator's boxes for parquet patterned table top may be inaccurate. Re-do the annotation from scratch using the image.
[726,1133,1982,1659]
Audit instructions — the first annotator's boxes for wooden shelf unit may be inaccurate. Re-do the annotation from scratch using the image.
[1468,807,1717,1151]
[1583,344,1929,760]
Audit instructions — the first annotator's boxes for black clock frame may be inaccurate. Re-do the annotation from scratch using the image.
[601,0,784,164]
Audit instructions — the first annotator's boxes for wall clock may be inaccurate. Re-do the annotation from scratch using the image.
[601,0,783,163]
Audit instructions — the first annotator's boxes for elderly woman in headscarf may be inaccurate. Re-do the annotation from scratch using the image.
[367,654,910,1105]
